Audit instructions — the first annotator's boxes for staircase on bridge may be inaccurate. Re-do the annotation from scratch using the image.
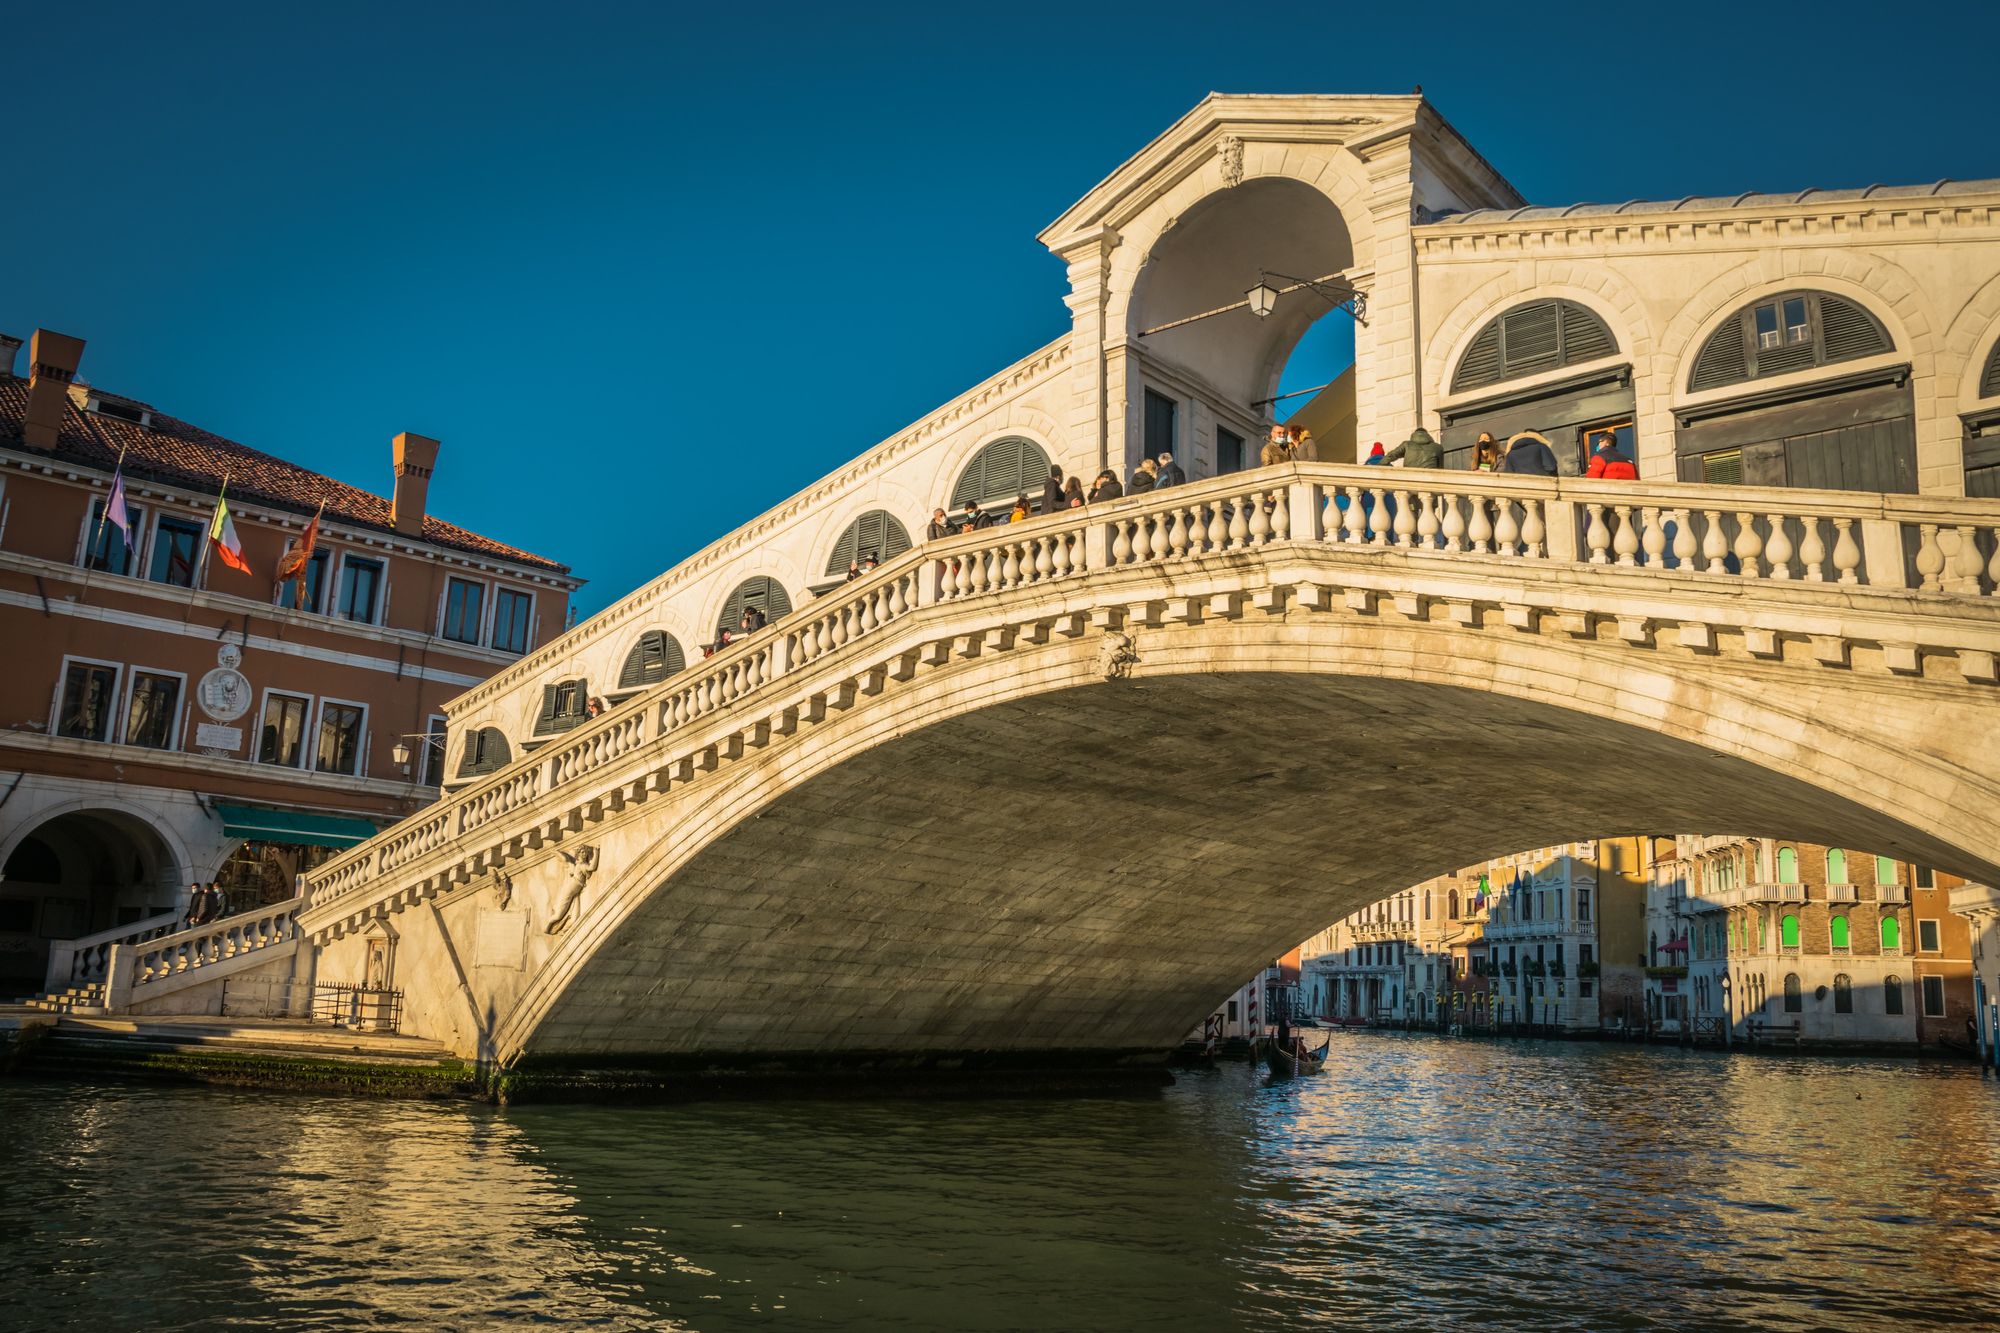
[23,897,306,1017]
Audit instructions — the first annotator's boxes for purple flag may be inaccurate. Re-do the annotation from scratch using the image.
[106,466,132,550]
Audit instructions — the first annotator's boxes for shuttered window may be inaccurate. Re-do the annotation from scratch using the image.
[1688,291,1893,392]
[533,679,589,736]
[1450,300,1619,393]
[457,727,511,778]
[949,437,1052,513]
[1981,336,2000,400]
[824,510,913,576]
[617,631,687,691]
[718,577,791,634]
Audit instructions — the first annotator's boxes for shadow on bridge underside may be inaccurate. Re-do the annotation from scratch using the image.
[519,656,1988,1061]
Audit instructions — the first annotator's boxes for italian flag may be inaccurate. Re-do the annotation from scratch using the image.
[209,482,253,576]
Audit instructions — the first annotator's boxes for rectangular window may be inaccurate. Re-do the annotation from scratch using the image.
[1918,919,1940,952]
[1578,889,1591,922]
[336,557,384,624]
[257,692,312,768]
[276,549,331,614]
[441,577,486,644]
[1143,389,1177,459]
[491,587,533,655]
[1921,975,1946,1017]
[82,500,143,576]
[1915,866,1936,889]
[420,715,449,788]
[1885,980,1905,1015]
[1875,855,1898,884]
[56,660,120,741]
[1216,427,1244,476]
[315,701,366,776]
[149,516,205,588]
[123,670,183,750]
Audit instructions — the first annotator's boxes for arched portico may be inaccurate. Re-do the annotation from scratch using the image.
[0,806,183,993]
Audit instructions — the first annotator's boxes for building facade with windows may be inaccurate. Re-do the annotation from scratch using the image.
[0,331,578,995]
[1475,839,1649,1035]
[1653,835,1975,1048]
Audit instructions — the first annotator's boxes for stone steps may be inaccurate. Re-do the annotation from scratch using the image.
[14,983,105,1014]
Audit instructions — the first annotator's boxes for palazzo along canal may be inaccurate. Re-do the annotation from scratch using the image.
[4,1036,2000,1332]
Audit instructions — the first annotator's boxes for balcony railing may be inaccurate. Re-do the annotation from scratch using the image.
[1827,884,1859,903]
[1878,885,1909,905]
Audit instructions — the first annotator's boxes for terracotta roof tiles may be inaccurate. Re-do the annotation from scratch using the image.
[0,376,571,575]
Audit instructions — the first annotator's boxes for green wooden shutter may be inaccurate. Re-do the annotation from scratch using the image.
[1558,300,1616,363]
[1881,917,1900,950]
[1830,915,1849,950]
[618,631,685,690]
[950,438,1050,511]
[1818,294,1892,364]
[1690,317,1750,391]
[824,510,912,576]
[720,576,793,631]
[457,727,511,778]
[1499,301,1563,378]
[1452,322,1505,392]
[1982,339,2000,400]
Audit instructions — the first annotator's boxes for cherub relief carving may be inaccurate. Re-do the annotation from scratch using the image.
[544,845,600,935]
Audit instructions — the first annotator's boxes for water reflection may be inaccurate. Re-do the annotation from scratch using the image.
[2,1036,1997,1330]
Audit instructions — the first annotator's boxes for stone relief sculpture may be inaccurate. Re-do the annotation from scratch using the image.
[1217,135,1244,187]
[1097,630,1139,681]
[544,845,599,935]
[490,869,515,911]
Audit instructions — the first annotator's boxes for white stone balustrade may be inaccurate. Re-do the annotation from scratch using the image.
[101,896,304,1007]
[44,909,184,991]
[298,462,2000,933]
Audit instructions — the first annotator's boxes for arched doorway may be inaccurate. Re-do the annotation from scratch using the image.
[0,809,180,994]
[1129,176,1359,471]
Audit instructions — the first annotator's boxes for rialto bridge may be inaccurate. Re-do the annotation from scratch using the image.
[49,94,2000,1083]
[282,464,2000,1072]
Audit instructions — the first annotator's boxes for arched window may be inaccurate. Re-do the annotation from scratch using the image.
[1423,890,1431,919]
[1826,848,1848,884]
[1783,973,1802,1012]
[824,509,913,576]
[1448,890,1459,920]
[717,576,792,636]
[1688,290,1893,392]
[457,727,510,778]
[950,437,1051,516]
[616,630,687,693]
[1833,974,1853,1014]
[1981,336,2000,400]
[1451,299,1618,393]
[1874,855,1897,885]
[1649,930,1658,966]
[1881,916,1901,952]
[1884,975,1905,1015]
[1829,915,1850,952]
[1776,847,1799,884]
[532,679,589,737]
[1780,914,1801,950]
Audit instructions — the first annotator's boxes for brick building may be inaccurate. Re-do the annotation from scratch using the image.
[0,330,578,995]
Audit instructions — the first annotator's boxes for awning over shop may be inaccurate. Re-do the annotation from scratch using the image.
[214,803,381,849]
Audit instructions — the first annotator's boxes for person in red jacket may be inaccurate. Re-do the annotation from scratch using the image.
[1586,433,1639,480]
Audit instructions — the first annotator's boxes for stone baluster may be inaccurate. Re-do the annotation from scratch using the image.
[1699,510,1729,574]
[1051,533,1073,578]
[1731,512,1764,577]
[1227,499,1250,549]
[1613,506,1641,567]
[1342,489,1366,545]
[1415,492,1439,550]
[1248,495,1273,545]
[1270,491,1291,542]
[1988,526,2000,594]
[1521,499,1548,559]
[1798,519,1827,582]
[1492,501,1518,557]
[1385,490,1410,548]
[1111,518,1134,565]
[1947,525,1985,594]
[1163,508,1187,558]
[1033,536,1054,581]
[859,589,880,633]
[1465,496,1491,555]
[1584,504,1611,564]
[1764,514,1794,579]
[1641,507,1667,569]
[1440,492,1467,554]
[1914,523,1945,591]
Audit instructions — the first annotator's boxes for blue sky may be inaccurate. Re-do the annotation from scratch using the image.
[4,1,1996,614]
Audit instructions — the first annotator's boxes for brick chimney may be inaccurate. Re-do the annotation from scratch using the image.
[391,431,440,536]
[0,333,22,377]
[22,330,85,451]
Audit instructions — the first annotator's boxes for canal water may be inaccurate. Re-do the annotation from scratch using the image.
[3,1035,1998,1331]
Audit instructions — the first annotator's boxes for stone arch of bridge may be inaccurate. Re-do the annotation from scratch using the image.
[490,602,2000,1064]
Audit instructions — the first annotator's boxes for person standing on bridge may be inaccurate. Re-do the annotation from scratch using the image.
[1260,424,1290,467]
[1089,470,1123,503]
[1293,428,1319,463]
[1383,427,1442,468]
[1128,457,1158,494]
[927,507,952,541]
[1156,451,1186,487]
[1041,465,1066,515]
[959,500,992,533]
[1063,476,1086,508]
[1499,432,1559,477]
[1586,433,1639,480]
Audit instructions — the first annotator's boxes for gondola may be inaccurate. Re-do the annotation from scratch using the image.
[1263,1036,1331,1079]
